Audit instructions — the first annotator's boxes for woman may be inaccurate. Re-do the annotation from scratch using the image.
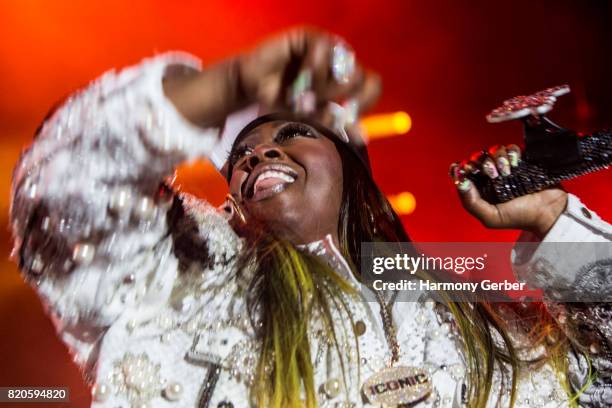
[11,28,611,407]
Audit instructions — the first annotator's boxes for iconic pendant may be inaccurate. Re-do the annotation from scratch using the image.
[362,366,432,406]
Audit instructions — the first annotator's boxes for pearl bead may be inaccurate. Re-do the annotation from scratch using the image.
[354,320,366,336]
[164,382,183,401]
[134,197,156,221]
[108,187,133,213]
[92,382,110,402]
[72,243,95,265]
[322,378,341,399]
[589,342,600,354]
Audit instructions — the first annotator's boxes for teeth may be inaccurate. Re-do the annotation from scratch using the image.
[254,170,296,192]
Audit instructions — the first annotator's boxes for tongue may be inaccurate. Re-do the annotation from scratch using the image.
[255,177,288,191]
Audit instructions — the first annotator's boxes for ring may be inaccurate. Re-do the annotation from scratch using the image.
[331,42,356,84]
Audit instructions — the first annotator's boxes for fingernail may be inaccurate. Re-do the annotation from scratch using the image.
[497,157,511,176]
[456,178,472,192]
[293,69,312,96]
[343,99,359,125]
[449,162,459,178]
[482,159,499,179]
[508,151,520,167]
[294,90,316,114]
[331,42,356,84]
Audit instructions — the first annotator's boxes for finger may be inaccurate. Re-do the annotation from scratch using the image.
[302,34,333,94]
[473,151,499,179]
[450,162,502,226]
[319,64,365,102]
[506,144,521,167]
[345,70,382,114]
[449,163,471,193]
[459,159,478,176]
[489,145,511,177]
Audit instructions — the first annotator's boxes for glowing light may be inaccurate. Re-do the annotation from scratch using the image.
[388,191,416,215]
[360,112,412,140]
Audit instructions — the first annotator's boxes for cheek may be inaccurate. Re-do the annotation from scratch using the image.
[299,142,343,208]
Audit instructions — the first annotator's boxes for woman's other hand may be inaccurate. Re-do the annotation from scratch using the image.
[450,145,568,238]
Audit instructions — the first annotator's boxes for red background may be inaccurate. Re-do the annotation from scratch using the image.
[0,1,610,406]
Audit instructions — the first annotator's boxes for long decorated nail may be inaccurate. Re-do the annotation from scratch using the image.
[497,156,511,176]
[482,159,499,179]
[291,70,315,113]
[507,150,520,167]
[450,163,471,192]
[331,42,356,84]
[456,178,472,192]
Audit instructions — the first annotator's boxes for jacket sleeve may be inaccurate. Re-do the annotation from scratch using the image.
[511,193,612,406]
[10,52,221,356]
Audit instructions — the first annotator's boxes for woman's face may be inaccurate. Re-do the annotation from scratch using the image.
[227,120,343,245]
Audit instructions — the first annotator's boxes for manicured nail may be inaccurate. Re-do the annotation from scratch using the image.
[456,178,472,192]
[507,150,520,167]
[482,159,499,179]
[449,162,460,178]
[343,98,359,125]
[293,69,312,96]
[497,156,511,176]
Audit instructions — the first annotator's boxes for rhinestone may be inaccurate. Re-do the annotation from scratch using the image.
[92,382,110,402]
[72,243,95,265]
[126,320,137,332]
[25,180,38,199]
[40,216,51,231]
[30,254,45,275]
[163,381,183,401]
[123,274,136,284]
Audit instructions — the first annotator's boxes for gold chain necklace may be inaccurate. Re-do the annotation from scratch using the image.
[361,289,433,406]
[374,290,401,366]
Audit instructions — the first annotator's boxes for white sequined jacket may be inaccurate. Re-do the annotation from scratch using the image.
[10,53,612,407]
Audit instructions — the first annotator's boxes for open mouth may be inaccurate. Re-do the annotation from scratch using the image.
[245,163,298,202]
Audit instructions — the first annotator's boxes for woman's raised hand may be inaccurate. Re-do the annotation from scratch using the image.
[163,27,381,128]
[237,27,381,112]
[450,145,568,238]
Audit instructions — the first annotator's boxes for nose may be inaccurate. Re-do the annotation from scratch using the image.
[244,145,283,170]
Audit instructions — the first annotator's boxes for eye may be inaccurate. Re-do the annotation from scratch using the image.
[275,123,316,143]
[229,144,254,166]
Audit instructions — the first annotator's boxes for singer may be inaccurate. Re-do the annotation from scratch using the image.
[10,28,611,407]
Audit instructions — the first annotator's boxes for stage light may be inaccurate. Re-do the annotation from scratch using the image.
[360,111,412,139]
[388,191,416,215]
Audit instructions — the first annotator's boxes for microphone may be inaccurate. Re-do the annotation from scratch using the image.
[470,85,611,203]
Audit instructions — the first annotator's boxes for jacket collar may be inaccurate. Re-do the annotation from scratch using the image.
[298,234,361,289]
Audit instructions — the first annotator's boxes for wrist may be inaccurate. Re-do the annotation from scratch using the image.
[162,59,246,128]
[529,192,568,238]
